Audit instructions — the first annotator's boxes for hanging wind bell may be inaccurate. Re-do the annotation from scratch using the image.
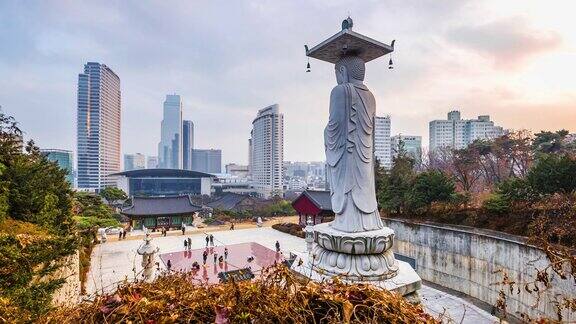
[305,45,311,72]
[388,40,396,70]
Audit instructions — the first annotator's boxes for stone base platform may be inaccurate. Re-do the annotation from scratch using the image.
[290,251,422,296]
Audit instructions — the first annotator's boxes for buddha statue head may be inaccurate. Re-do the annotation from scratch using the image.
[335,55,366,84]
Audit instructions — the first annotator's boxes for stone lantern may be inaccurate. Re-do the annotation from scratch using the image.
[137,233,159,282]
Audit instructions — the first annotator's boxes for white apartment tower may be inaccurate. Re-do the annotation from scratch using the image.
[249,104,284,198]
[157,94,183,169]
[429,110,504,151]
[374,116,392,169]
[76,62,121,190]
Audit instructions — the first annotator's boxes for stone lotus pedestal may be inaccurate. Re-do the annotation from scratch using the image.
[291,223,421,297]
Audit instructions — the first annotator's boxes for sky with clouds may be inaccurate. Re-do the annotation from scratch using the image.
[1,0,575,165]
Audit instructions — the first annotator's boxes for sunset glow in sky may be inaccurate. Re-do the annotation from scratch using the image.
[1,0,575,163]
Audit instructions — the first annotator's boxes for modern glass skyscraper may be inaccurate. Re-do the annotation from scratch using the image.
[249,104,284,198]
[76,62,121,190]
[182,120,194,170]
[41,149,74,185]
[157,94,182,169]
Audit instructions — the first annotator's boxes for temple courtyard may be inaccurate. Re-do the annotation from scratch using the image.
[87,227,498,323]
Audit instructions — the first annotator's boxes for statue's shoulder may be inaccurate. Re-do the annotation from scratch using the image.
[330,84,348,99]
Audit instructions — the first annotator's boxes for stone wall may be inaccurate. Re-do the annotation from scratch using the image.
[384,218,575,321]
[51,250,81,306]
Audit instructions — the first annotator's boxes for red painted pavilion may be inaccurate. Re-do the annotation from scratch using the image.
[291,190,334,227]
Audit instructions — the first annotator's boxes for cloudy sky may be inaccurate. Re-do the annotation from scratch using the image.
[1,0,575,165]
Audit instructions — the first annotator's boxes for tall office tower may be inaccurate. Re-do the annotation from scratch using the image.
[146,156,158,169]
[77,62,121,190]
[391,135,423,164]
[191,149,222,173]
[182,120,194,170]
[157,94,182,169]
[41,149,74,185]
[429,110,505,151]
[124,153,146,171]
[249,104,284,198]
[247,136,253,178]
[374,116,392,168]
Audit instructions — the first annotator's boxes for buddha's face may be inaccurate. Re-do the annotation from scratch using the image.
[335,65,348,84]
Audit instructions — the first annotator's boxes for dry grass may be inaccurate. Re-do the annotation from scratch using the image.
[43,264,437,323]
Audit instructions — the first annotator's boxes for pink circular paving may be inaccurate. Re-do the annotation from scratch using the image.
[159,242,285,284]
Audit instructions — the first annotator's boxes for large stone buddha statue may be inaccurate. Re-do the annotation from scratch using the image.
[325,54,383,233]
[292,19,421,296]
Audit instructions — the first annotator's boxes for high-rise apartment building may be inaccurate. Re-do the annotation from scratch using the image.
[391,135,422,164]
[249,104,284,198]
[77,62,121,190]
[157,94,182,169]
[41,149,74,185]
[192,149,222,173]
[182,120,194,170]
[124,153,146,171]
[374,116,392,169]
[429,110,504,151]
[146,156,158,169]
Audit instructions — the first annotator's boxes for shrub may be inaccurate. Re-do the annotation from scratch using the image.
[42,266,436,323]
[496,177,538,204]
[74,216,120,230]
[482,194,510,214]
[527,154,576,194]
[407,171,455,212]
[272,222,304,238]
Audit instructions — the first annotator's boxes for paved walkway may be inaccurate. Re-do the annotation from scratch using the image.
[87,227,498,323]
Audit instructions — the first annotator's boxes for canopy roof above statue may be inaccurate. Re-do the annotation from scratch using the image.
[307,28,394,64]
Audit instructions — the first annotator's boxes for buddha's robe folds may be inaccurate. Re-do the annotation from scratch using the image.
[324,82,383,233]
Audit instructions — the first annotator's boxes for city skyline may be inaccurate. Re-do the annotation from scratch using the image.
[2,1,576,164]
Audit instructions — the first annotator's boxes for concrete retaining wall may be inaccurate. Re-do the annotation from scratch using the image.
[51,250,81,306]
[384,218,575,321]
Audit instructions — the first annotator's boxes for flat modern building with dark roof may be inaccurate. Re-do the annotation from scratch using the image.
[112,169,214,197]
[121,195,202,230]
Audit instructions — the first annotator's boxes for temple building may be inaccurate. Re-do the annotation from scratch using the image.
[121,195,202,230]
[292,190,334,226]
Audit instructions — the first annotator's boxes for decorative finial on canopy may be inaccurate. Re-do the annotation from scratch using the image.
[342,16,353,30]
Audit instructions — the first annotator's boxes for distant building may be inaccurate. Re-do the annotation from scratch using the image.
[192,149,222,173]
[124,153,146,171]
[374,116,392,168]
[41,149,74,185]
[157,94,182,169]
[249,104,284,198]
[211,174,256,196]
[77,62,121,190]
[182,120,194,170]
[429,110,504,151]
[225,163,249,178]
[391,135,422,164]
[113,169,213,197]
[146,156,158,169]
[207,193,259,212]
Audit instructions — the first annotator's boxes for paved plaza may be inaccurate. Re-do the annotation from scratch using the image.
[87,227,498,323]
